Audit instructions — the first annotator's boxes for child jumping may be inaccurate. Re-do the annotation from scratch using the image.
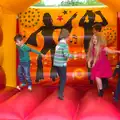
[14,34,44,91]
[54,29,77,100]
[87,33,120,97]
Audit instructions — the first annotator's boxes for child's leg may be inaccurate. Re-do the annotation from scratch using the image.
[88,67,93,84]
[50,47,58,81]
[96,77,102,90]
[114,77,120,100]
[96,77,103,97]
[102,78,109,89]
[18,64,26,85]
[56,67,66,99]
[23,62,32,90]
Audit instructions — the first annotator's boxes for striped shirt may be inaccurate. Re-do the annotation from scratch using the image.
[53,39,73,67]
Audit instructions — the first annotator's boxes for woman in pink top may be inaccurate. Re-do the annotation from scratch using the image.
[87,33,120,97]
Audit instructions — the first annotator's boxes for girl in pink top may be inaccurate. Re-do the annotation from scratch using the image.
[87,33,120,97]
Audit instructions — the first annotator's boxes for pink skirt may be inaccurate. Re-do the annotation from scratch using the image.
[91,57,112,80]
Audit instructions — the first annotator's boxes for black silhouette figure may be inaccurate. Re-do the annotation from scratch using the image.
[79,10,108,53]
[79,10,108,85]
[26,13,77,82]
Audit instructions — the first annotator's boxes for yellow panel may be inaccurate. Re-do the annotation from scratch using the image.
[2,13,16,87]
[0,0,39,14]
[0,47,3,66]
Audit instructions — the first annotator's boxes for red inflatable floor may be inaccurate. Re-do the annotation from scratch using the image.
[0,83,120,120]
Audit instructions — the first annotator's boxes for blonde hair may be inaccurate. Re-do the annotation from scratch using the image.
[87,32,107,62]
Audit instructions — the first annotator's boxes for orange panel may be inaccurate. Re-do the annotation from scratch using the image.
[98,0,120,12]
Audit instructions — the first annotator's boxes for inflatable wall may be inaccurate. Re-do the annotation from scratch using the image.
[0,1,120,120]
[18,6,117,84]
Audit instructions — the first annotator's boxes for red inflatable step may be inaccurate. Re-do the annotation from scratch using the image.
[0,87,18,103]
[76,88,120,120]
[26,86,82,120]
[0,85,52,120]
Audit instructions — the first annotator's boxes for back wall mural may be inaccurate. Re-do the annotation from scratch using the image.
[18,7,117,85]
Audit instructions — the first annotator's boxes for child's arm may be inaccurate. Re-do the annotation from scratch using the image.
[20,44,39,54]
[104,47,120,54]
[88,58,93,68]
[30,49,40,54]
[20,44,44,56]
[30,49,45,58]
[63,45,74,59]
[113,63,120,77]
[20,44,31,52]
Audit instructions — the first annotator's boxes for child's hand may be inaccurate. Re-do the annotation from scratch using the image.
[81,53,86,58]
[95,11,102,15]
[75,53,86,59]
[92,63,95,68]
[74,54,78,58]
[16,42,20,46]
[88,62,91,68]
[41,54,45,59]
[72,12,77,19]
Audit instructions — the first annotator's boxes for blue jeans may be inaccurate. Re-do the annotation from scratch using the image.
[18,61,32,86]
[55,66,66,97]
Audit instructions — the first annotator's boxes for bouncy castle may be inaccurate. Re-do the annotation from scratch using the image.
[0,0,120,119]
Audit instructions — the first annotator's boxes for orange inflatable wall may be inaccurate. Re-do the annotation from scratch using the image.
[18,6,117,85]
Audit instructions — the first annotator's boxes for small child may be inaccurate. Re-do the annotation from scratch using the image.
[14,34,44,91]
[87,33,120,97]
[53,29,77,100]
[113,56,120,101]
[92,23,109,89]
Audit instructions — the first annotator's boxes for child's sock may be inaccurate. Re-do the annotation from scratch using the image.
[16,83,26,91]
[28,85,32,92]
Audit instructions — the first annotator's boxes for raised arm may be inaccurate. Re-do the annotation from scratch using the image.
[25,27,43,46]
[79,11,88,27]
[95,11,108,26]
[57,13,77,41]
[64,12,77,32]
[34,26,43,34]
[53,13,77,30]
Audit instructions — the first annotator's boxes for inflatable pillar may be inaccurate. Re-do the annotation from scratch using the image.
[2,13,16,87]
